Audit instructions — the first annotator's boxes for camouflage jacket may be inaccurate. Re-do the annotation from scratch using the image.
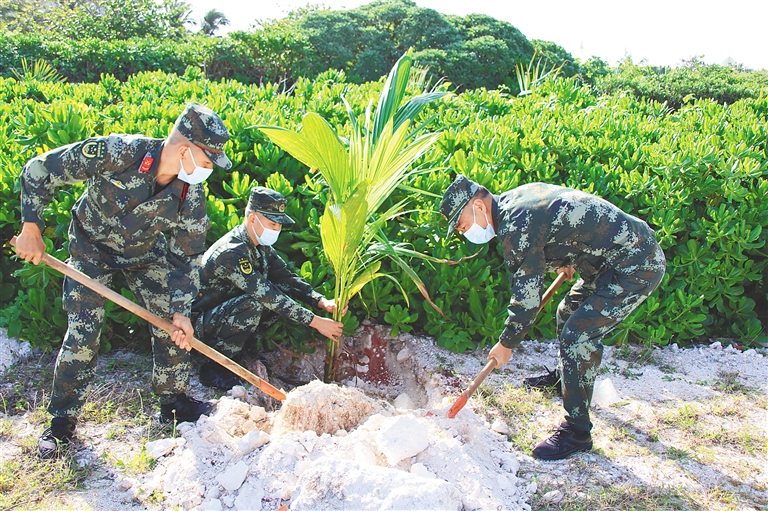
[193,224,325,325]
[493,183,658,348]
[20,134,209,316]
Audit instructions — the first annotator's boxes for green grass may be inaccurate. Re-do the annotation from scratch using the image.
[0,442,89,510]
[475,383,558,451]
[713,371,748,394]
[666,446,691,461]
[0,418,13,437]
[530,483,696,511]
[661,403,700,430]
[109,445,157,475]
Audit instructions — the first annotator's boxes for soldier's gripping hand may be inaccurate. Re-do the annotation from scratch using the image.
[309,315,344,340]
[488,341,513,369]
[170,313,194,351]
[318,297,348,316]
[15,222,46,265]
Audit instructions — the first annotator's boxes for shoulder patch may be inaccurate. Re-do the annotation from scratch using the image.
[139,155,154,173]
[238,257,253,275]
[82,140,106,160]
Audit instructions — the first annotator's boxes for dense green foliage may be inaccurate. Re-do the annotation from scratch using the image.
[1,66,766,353]
[4,0,767,108]
[281,0,545,90]
[0,0,569,92]
[593,58,768,110]
[0,32,311,85]
[0,0,193,40]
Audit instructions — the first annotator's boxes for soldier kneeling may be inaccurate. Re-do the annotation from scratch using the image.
[192,187,343,390]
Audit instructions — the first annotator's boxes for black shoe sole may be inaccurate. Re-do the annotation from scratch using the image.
[532,441,593,461]
[38,437,70,459]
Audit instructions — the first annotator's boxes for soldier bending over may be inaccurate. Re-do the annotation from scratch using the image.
[15,103,232,458]
[439,175,665,460]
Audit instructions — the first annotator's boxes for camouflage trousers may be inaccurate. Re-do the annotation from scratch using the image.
[48,255,189,418]
[556,243,666,432]
[193,294,278,358]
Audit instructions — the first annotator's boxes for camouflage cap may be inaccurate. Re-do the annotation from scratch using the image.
[439,174,479,236]
[248,186,295,225]
[173,102,232,170]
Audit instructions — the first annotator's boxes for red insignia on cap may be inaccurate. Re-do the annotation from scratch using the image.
[139,156,154,173]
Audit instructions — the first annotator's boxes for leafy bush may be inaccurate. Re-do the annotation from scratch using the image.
[0,32,313,85]
[1,66,766,353]
[0,0,192,40]
[593,57,768,110]
[0,0,547,91]
[286,2,536,90]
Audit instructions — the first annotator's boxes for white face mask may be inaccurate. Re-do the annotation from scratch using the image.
[251,214,281,246]
[178,151,213,185]
[462,205,496,244]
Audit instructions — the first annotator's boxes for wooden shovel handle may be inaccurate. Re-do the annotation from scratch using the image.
[541,271,569,311]
[446,271,569,418]
[9,237,286,401]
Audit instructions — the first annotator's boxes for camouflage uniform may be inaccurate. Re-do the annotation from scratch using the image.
[20,103,231,416]
[192,212,324,358]
[441,177,665,433]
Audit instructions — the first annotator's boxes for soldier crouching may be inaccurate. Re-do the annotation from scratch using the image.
[191,186,343,390]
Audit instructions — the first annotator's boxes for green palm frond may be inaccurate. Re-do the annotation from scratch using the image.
[257,48,450,380]
[11,58,64,84]
[515,52,563,96]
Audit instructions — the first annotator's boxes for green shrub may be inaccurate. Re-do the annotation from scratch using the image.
[0,0,549,91]
[593,57,768,110]
[0,32,309,85]
[1,68,766,353]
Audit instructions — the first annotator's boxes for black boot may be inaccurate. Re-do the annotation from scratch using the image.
[199,361,242,390]
[532,422,593,460]
[523,367,561,394]
[38,416,77,459]
[160,394,214,423]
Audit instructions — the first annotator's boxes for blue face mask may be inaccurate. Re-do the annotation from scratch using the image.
[462,205,496,244]
[251,214,280,246]
[178,151,213,185]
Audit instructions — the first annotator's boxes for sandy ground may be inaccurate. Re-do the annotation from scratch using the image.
[1,325,767,510]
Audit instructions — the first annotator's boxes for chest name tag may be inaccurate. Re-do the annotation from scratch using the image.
[139,156,154,173]
[239,257,253,275]
[81,140,106,160]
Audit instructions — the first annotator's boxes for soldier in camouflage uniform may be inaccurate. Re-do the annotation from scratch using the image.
[191,187,343,389]
[440,175,665,460]
[15,103,232,458]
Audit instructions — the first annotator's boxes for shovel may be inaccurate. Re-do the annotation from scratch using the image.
[445,271,569,418]
[10,237,286,401]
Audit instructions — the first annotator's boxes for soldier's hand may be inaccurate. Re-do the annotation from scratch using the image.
[557,266,576,282]
[488,341,513,369]
[309,315,344,340]
[318,298,348,316]
[170,313,193,351]
[14,222,46,265]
